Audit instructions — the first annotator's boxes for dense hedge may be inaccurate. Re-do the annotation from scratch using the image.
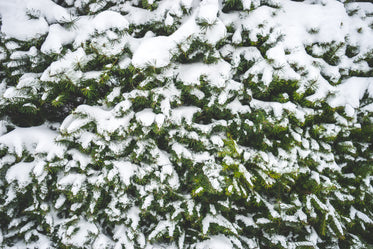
[0,0,372,248]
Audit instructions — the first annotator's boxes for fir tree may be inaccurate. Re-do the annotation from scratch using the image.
[0,0,372,248]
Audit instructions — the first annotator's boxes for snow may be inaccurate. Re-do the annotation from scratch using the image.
[0,0,74,41]
[328,77,373,109]
[172,143,192,159]
[350,206,373,224]
[10,47,38,61]
[265,234,287,248]
[155,113,165,127]
[1,0,129,52]
[236,215,257,227]
[68,149,92,170]
[202,214,238,235]
[131,11,199,68]
[113,161,137,186]
[177,61,231,88]
[92,234,114,249]
[0,125,65,159]
[107,87,122,103]
[113,225,134,249]
[132,36,175,68]
[26,0,70,23]
[41,24,77,53]
[142,195,154,210]
[279,1,346,45]
[32,161,46,178]
[148,220,173,241]
[210,135,224,147]
[61,219,99,248]
[135,108,157,127]
[131,0,227,68]
[91,10,129,32]
[267,45,287,66]
[194,187,204,195]
[171,106,200,125]
[5,162,34,187]
[57,173,86,196]
[61,104,134,136]
[1,0,373,247]
[41,48,89,83]
[197,0,219,25]
[296,208,308,223]
[206,19,227,44]
[55,195,66,209]
[220,0,373,101]
[195,235,234,249]
[0,0,49,40]
[242,0,252,10]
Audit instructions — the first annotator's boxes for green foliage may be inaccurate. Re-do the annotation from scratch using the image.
[345,44,359,58]
[173,37,219,64]
[246,76,300,103]
[222,0,243,12]
[1,0,373,248]
[305,41,344,66]
[233,55,255,81]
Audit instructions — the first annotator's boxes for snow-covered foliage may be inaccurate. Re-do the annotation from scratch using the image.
[0,0,373,248]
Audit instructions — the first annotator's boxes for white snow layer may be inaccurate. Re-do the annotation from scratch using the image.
[0,0,128,52]
[328,77,373,111]
[0,0,69,40]
[0,125,64,159]
[1,0,373,248]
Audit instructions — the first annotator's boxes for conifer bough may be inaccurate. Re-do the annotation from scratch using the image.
[0,0,372,248]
